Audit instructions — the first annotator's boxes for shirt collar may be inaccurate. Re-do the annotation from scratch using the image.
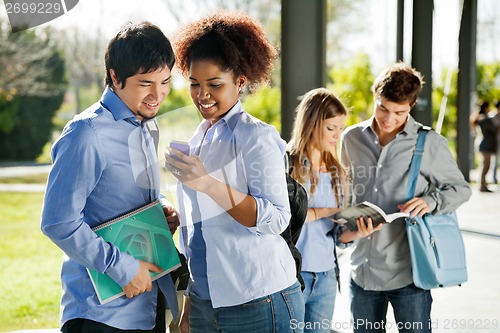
[199,100,244,133]
[402,115,420,135]
[100,87,140,124]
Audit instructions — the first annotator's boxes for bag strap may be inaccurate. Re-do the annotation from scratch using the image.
[406,126,431,200]
[284,151,294,174]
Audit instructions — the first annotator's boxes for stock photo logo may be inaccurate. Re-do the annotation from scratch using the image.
[3,0,79,32]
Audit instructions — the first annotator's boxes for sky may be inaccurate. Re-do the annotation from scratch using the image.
[1,0,499,83]
[342,0,497,77]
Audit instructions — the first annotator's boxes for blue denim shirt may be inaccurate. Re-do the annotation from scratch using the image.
[41,88,174,329]
[176,101,296,308]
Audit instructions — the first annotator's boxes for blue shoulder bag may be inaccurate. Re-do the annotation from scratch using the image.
[405,127,468,289]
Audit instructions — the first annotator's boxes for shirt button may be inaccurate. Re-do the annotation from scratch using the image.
[374,188,378,192]
[378,164,382,168]
[365,258,369,262]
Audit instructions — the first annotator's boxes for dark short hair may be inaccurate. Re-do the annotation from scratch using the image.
[371,62,424,107]
[479,101,490,114]
[104,21,175,89]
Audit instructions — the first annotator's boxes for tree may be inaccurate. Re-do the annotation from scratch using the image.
[242,86,281,130]
[432,61,500,140]
[54,26,106,115]
[476,62,500,103]
[0,25,67,161]
[327,52,374,125]
[326,0,369,66]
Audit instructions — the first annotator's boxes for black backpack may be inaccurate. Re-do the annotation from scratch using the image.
[281,152,308,290]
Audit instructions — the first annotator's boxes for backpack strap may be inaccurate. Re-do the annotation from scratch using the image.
[284,151,295,174]
[406,126,431,200]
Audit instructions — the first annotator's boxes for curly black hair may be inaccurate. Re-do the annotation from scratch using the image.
[173,11,277,91]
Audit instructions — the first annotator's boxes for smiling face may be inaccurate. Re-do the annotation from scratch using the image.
[188,60,246,124]
[111,66,172,122]
[373,96,411,140]
[318,115,346,152]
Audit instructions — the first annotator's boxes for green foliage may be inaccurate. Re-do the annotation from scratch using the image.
[0,92,19,133]
[0,28,67,161]
[326,0,369,65]
[242,86,281,130]
[53,84,103,130]
[158,85,193,117]
[156,86,202,149]
[327,52,374,125]
[432,62,500,139]
[476,62,500,103]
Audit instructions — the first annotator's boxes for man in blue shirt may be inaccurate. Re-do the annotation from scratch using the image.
[41,21,179,333]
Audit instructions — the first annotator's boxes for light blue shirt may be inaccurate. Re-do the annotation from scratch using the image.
[41,88,175,330]
[296,172,342,273]
[176,101,296,308]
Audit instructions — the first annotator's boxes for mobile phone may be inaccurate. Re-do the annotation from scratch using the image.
[169,140,190,156]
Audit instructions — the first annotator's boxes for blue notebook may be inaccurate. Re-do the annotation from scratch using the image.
[87,200,181,304]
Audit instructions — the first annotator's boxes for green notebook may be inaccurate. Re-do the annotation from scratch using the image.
[87,200,181,304]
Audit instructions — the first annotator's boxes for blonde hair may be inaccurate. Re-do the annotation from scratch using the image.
[289,88,348,206]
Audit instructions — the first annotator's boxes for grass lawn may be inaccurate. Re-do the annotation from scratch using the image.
[0,185,179,332]
[0,192,62,331]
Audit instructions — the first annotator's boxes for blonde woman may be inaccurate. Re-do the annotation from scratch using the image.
[288,88,378,332]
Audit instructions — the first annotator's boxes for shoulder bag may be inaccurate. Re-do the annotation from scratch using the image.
[405,127,468,289]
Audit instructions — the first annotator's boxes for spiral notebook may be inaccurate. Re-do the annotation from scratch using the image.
[87,200,181,304]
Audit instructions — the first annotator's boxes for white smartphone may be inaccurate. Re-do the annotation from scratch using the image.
[169,140,190,156]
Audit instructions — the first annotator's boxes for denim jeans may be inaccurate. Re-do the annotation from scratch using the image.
[189,280,305,333]
[350,280,432,333]
[301,269,337,333]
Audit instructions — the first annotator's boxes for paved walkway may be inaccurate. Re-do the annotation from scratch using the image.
[0,163,50,192]
[2,165,499,333]
[332,185,500,333]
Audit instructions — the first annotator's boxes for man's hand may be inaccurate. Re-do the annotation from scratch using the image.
[163,205,180,234]
[398,197,431,218]
[123,260,162,299]
[339,216,383,243]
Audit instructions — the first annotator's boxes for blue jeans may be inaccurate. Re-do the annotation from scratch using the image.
[301,269,338,333]
[189,280,305,333]
[350,280,432,333]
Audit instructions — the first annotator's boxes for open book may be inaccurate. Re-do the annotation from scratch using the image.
[87,200,181,304]
[331,201,409,231]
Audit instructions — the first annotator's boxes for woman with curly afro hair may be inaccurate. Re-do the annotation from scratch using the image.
[165,10,305,333]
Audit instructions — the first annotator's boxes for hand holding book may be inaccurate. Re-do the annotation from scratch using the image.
[331,201,409,232]
[87,200,181,304]
[123,260,163,298]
